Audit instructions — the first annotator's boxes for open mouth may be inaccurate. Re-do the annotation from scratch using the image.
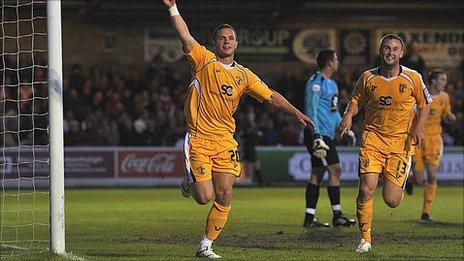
[385,56,395,62]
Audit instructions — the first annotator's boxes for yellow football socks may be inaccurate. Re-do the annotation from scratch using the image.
[422,183,437,214]
[205,200,231,241]
[356,197,373,243]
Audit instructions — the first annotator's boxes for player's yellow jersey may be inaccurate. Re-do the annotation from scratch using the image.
[184,42,273,140]
[351,66,433,152]
[423,91,452,135]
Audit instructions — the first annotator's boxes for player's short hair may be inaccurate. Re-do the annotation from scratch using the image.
[316,49,336,68]
[428,68,446,83]
[379,34,405,50]
[212,23,237,42]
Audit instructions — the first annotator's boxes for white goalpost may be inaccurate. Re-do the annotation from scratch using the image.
[0,0,64,256]
[47,0,64,255]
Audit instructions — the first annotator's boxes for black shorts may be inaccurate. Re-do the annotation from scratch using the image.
[303,128,340,168]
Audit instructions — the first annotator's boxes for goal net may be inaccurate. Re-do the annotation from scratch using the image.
[1,0,64,256]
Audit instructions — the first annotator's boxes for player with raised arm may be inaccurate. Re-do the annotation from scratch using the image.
[338,34,432,253]
[161,0,313,258]
[411,69,456,221]
[302,49,356,228]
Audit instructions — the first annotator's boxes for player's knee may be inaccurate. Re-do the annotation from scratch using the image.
[195,198,211,205]
[215,190,233,206]
[358,186,375,201]
[385,200,400,208]
[384,197,401,208]
[413,170,424,184]
[311,169,325,184]
[333,165,342,177]
[309,175,321,186]
[194,192,214,205]
[427,175,437,185]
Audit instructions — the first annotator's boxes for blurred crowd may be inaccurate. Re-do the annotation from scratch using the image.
[62,63,187,146]
[61,60,464,151]
[1,58,463,151]
[1,56,49,147]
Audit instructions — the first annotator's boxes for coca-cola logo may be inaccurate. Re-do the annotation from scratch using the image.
[120,153,177,174]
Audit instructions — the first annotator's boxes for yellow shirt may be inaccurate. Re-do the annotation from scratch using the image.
[184,42,273,140]
[424,91,452,135]
[351,66,433,152]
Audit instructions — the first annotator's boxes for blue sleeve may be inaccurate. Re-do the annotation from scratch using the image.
[305,79,321,134]
[335,111,342,126]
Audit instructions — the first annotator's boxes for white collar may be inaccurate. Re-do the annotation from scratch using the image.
[219,61,234,68]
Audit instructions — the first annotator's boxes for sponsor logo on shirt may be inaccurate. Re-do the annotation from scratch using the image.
[221,85,233,96]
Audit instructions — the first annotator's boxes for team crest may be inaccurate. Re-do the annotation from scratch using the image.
[235,76,242,86]
[367,83,377,92]
[399,84,406,94]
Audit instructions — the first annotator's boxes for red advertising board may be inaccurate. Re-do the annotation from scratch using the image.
[117,150,184,178]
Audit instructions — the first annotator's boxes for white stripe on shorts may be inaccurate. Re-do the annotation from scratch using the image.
[402,156,412,189]
[183,133,194,184]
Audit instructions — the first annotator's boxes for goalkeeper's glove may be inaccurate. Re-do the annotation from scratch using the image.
[312,135,330,159]
[347,130,356,147]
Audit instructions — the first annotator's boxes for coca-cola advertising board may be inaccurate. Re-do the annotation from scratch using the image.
[117,150,184,178]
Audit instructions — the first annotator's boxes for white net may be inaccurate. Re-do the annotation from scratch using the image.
[1,0,49,255]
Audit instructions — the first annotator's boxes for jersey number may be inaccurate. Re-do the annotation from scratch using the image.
[396,161,408,178]
[229,150,240,162]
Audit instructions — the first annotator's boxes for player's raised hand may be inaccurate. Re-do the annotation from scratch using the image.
[162,0,176,8]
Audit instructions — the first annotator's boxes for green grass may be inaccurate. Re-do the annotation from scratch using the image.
[1,186,463,260]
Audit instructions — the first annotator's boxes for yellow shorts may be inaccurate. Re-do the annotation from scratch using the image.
[359,148,412,188]
[184,134,241,183]
[413,133,443,171]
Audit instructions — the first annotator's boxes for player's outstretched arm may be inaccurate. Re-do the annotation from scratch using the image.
[338,101,358,138]
[266,91,314,127]
[161,0,196,54]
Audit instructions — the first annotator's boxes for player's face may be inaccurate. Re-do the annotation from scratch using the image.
[214,28,238,59]
[434,73,448,91]
[329,53,339,72]
[380,39,403,67]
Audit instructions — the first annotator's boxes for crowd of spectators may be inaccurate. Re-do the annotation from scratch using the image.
[1,56,49,147]
[1,58,463,150]
[60,60,464,149]
[62,62,187,146]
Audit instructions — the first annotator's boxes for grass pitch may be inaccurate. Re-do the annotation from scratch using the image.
[1,186,463,260]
